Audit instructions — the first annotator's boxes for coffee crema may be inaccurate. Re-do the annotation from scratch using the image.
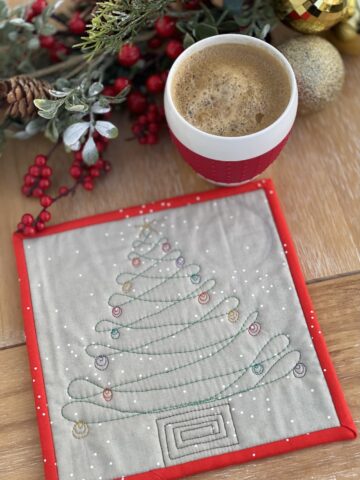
[171,43,291,137]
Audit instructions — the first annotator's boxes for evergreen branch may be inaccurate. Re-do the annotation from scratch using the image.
[78,0,173,58]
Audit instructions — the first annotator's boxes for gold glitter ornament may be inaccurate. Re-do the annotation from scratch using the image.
[274,0,355,33]
[326,1,360,55]
[278,36,345,114]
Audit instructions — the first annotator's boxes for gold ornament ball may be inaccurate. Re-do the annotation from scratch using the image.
[278,36,345,115]
[274,0,355,34]
[326,3,360,55]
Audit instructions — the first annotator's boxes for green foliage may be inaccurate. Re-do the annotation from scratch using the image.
[234,0,278,39]
[78,0,173,58]
[35,76,127,163]
[0,0,56,77]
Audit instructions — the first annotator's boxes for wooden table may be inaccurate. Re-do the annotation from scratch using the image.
[0,31,359,480]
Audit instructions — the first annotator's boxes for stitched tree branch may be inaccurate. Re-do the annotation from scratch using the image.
[62,220,307,439]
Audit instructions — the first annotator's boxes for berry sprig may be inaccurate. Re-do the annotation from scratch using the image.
[18,134,112,237]
[131,103,165,145]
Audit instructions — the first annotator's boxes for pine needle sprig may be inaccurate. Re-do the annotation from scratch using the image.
[78,0,173,58]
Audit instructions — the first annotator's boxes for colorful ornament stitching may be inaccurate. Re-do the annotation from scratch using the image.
[62,220,307,438]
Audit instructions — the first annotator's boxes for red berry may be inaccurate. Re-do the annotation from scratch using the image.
[95,140,105,153]
[103,161,112,172]
[148,123,160,134]
[70,165,82,178]
[39,210,51,222]
[146,74,164,94]
[32,187,44,198]
[95,158,105,169]
[23,226,36,236]
[35,154,47,166]
[32,0,47,15]
[118,44,141,67]
[83,180,94,191]
[131,123,142,135]
[155,16,176,38]
[184,0,200,8]
[29,165,41,177]
[24,174,35,186]
[147,133,158,145]
[50,42,69,63]
[39,35,55,49]
[74,151,83,162]
[58,186,69,196]
[17,222,24,231]
[68,13,86,35]
[36,221,45,232]
[138,115,148,125]
[21,186,31,196]
[26,7,35,22]
[166,39,183,60]
[114,77,131,94]
[103,85,116,97]
[147,104,158,114]
[139,136,148,145]
[40,195,53,208]
[148,37,162,49]
[90,167,100,178]
[160,70,169,83]
[22,213,34,226]
[147,112,158,123]
[41,166,52,177]
[127,91,147,114]
[39,178,51,190]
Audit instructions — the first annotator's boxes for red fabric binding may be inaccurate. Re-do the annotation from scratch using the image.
[13,178,356,480]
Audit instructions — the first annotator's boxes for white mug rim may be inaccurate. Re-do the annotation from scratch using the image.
[165,33,297,142]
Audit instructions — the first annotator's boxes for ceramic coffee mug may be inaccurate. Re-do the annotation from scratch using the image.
[164,34,298,185]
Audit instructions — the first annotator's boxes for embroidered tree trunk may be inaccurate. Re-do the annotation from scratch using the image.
[62,220,306,437]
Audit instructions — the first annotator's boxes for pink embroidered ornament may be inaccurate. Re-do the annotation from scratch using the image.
[132,257,141,267]
[198,291,210,304]
[162,242,171,252]
[248,322,261,336]
[112,306,122,318]
[103,388,113,402]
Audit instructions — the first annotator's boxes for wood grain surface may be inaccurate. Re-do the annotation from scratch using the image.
[0,274,358,480]
[0,4,359,478]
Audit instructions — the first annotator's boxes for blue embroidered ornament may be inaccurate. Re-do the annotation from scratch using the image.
[190,274,201,284]
[111,328,120,339]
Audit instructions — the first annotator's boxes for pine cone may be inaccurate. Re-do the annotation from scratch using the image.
[0,76,51,120]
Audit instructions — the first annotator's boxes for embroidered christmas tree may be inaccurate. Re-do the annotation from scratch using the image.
[62,220,307,439]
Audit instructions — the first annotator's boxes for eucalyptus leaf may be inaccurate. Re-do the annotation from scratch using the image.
[63,121,90,147]
[40,23,56,35]
[94,120,118,139]
[91,102,111,114]
[27,36,40,50]
[89,82,103,96]
[8,31,18,41]
[82,135,99,165]
[9,18,25,26]
[34,98,61,112]
[38,109,58,120]
[194,23,218,40]
[66,104,89,113]
[183,32,195,48]
[48,89,69,98]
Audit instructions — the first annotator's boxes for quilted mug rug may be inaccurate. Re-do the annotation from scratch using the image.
[13,179,356,480]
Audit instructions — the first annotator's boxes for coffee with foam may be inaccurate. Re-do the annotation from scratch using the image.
[172,43,291,137]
